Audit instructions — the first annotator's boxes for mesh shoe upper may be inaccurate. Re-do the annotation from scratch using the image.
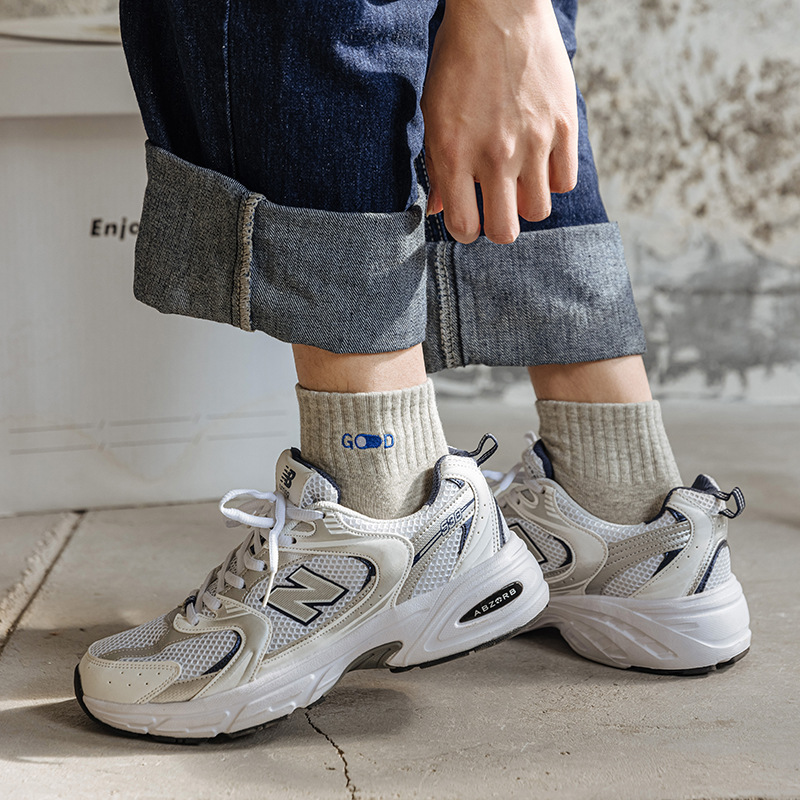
[492,435,743,600]
[82,445,508,704]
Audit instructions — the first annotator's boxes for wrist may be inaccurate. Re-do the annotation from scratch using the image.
[444,0,552,17]
[442,0,554,37]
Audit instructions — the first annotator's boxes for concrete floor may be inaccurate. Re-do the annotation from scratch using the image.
[1,400,798,799]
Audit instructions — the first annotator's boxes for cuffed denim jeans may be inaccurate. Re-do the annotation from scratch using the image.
[119,0,645,371]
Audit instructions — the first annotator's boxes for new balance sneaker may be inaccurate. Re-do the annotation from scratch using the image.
[75,439,548,740]
[487,435,751,674]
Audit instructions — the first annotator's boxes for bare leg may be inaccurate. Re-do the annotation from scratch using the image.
[529,355,652,403]
[292,343,447,518]
[528,355,680,524]
[293,343,427,393]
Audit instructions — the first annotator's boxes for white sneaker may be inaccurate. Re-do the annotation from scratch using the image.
[487,435,751,674]
[76,438,548,741]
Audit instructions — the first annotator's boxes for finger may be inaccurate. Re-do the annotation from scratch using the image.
[427,185,444,216]
[517,156,552,222]
[440,170,481,243]
[480,173,520,244]
[549,120,579,194]
[424,150,444,216]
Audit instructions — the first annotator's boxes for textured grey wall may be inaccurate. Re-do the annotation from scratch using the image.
[2,0,796,400]
[443,0,800,402]
[576,0,800,401]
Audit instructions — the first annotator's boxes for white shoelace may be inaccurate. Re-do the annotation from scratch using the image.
[184,489,323,626]
[483,462,526,496]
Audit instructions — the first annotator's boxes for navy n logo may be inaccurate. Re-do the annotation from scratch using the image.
[266,566,347,625]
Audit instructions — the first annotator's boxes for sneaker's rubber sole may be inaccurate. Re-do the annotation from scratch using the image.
[76,534,547,742]
[526,576,751,674]
[74,618,537,745]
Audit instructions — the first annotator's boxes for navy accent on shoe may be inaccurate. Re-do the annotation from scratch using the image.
[648,478,744,525]
[653,547,684,576]
[414,499,474,564]
[509,521,572,568]
[202,631,242,675]
[456,433,499,467]
[690,476,746,519]
[691,474,718,493]
[353,556,377,590]
[533,439,555,479]
[695,541,730,593]
[494,499,507,547]
[510,521,547,564]
[265,565,348,625]
[290,447,342,503]
[423,454,448,506]
[457,516,473,556]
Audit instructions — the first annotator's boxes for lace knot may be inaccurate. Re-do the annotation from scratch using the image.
[183,489,322,624]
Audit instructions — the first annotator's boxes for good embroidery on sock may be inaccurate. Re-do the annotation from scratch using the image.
[341,433,395,450]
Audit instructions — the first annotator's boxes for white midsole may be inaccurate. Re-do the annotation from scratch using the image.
[83,534,547,737]
[528,577,751,671]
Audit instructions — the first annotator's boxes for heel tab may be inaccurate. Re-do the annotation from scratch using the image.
[690,476,746,519]
[450,433,499,467]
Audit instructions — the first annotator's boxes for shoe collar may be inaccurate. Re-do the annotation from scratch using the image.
[275,448,340,507]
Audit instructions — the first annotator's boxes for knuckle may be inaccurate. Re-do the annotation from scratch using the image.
[526,124,552,152]
[555,112,578,138]
[484,138,516,166]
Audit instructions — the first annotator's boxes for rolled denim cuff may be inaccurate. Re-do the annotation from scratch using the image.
[134,142,427,353]
[422,224,647,371]
[134,143,644,368]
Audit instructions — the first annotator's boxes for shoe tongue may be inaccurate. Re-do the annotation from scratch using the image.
[275,448,340,507]
[523,438,554,480]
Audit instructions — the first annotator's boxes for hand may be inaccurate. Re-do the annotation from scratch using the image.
[421,0,578,244]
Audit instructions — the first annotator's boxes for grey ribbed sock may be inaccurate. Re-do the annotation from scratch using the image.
[536,400,682,524]
[296,379,449,519]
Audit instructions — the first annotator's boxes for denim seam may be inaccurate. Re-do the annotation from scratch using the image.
[448,242,466,367]
[424,223,647,370]
[234,192,259,332]
[221,0,237,179]
[433,241,460,369]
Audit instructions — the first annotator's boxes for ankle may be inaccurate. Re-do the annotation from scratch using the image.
[296,380,448,518]
[536,399,682,524]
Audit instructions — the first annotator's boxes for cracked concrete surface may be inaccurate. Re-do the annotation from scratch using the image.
[0,400,797,799]
[305,709,357,800]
